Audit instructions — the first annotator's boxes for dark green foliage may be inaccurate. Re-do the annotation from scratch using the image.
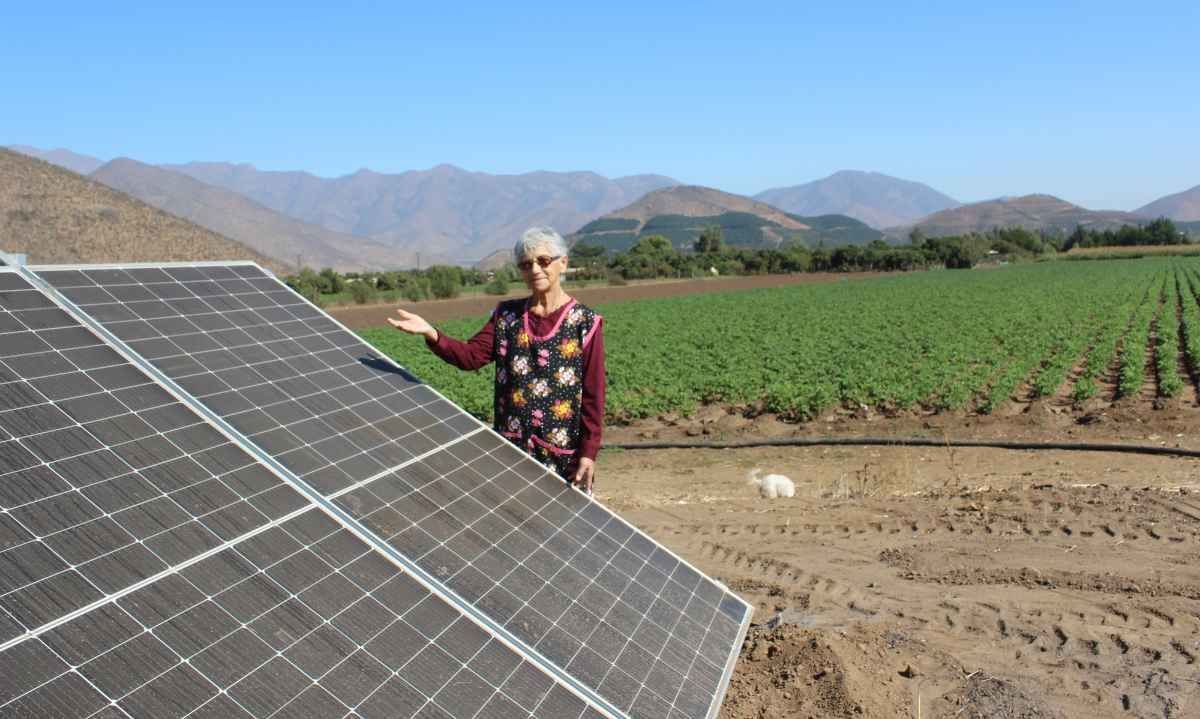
[400,276,429,301]
[318,267,345,294]
[576,232,640,253]
[577,217,639,233]
[485,270,511,295]
[349,280,376,305]
[375,271,401,291]
[694,224,724,253]
[1065,218,1190,250]
[788,214,884,247]
[426,265,461,299]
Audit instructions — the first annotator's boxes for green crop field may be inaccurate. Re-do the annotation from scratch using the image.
[360,258,1200,423]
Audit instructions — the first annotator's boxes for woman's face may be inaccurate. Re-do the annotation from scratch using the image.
[518,246,567,292]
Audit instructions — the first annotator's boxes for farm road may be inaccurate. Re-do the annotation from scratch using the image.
[329,271,888,328]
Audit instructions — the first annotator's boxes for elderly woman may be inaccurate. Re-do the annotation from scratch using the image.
[388,227,605,492]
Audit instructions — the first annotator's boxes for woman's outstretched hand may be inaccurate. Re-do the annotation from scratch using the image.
[387,308,438,342]
[573,457,596,494]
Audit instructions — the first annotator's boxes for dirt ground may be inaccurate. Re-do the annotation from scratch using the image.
[598,405,1200,719]
[328,272,887,328]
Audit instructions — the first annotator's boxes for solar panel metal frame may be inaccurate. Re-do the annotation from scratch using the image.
[24,261,754,719]
[5,264,620,719]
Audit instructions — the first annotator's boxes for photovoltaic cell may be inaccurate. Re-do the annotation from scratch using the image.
[334,431,746,718]
[2,507,605,718]
[30,263,752,719]
[37,264,475,496]
[0,271,308,640]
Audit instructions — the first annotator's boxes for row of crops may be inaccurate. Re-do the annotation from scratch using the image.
[361,258,1200,422]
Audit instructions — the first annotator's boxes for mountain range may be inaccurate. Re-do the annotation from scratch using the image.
[92,158,404,271]
[754,170,959,228]
[1136,185,1200,222]
[162,161,679,263]
[6,145,1198,270]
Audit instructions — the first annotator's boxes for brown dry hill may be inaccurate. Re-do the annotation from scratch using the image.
[609,185,811,230]
[1136,183,1200,222]
[92,158,406,272]
[0,148,282,270]
[890,193,1144,239]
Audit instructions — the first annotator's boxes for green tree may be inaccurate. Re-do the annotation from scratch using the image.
[349,279,376,305]
[426,265,462,299]
[485,270,511,295]
[401,277,429,302]
[694,224,724,253]
[317,268,345,294]
[630,234,674,257]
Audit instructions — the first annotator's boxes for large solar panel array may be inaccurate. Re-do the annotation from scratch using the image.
[1,262,752,718]
[0,268,610,718]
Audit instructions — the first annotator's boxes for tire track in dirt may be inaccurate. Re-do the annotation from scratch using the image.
[640,478,1200,717]
[672,531,1200,717]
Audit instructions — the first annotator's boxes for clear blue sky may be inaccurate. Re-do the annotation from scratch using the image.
[4,1,1197,210]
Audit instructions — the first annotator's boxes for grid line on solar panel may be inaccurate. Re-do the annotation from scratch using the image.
[1,506,609,719]
[335,430,747,719]
[29,263,752,718]
[35,263,479,497]
[0,271,307,643]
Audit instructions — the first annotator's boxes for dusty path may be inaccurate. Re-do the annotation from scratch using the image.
[595,433,1200,718]
[329,272,889,328]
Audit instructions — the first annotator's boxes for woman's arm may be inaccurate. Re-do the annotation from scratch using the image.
[388,308,496,371]
[425,318,496,371]
[577,317,605,461]
[572,319,604,493]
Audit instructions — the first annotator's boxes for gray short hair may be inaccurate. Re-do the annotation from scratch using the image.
[514,226,569,264]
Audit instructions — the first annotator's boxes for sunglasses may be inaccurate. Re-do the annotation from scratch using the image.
[517,255,561,272]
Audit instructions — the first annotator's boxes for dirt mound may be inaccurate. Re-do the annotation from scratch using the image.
[932,673,1063,719]
[723,624,916,718]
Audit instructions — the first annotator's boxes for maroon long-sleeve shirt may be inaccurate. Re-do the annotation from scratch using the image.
[426,301,605,459]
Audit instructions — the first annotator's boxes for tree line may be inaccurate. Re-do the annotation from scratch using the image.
[283,219,1191,304]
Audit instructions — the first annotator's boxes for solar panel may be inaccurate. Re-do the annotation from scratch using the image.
[3,506,609,718]
[0,269,307,637]
[0,268,614,718]
[28,262,753,719]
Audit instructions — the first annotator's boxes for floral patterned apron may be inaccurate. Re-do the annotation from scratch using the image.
[492,297,600,480]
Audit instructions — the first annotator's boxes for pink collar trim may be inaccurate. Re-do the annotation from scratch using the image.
[523,297,577,341]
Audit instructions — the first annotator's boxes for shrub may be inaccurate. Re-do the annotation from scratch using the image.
[427,266,461,299]
[485,272,511,295]
[318,268,345,294]
[401,277,429,302]
[350,280,376,305]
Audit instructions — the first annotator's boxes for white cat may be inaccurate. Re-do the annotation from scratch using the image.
[747,468,795,499]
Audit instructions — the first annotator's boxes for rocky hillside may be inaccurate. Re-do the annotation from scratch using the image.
[890,194,1145,239]
[0,148,280,270]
